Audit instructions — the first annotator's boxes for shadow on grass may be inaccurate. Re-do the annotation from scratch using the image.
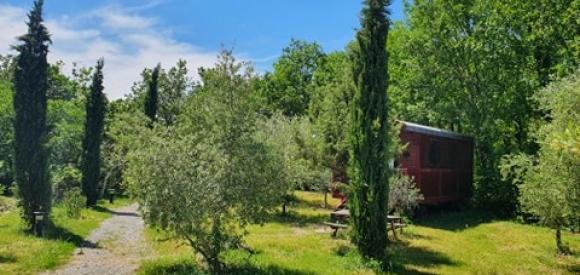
[92,206,140,217]
[292,195,335,210]
[415,209,495,231]
[141,261,313,275]
[0,253,16,263]
[267,210,328,227]
[332,240,457,275]
[390,241,458,270]
[44,224,99,249]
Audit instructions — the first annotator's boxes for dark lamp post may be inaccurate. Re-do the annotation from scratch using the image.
[108,188,116,204]
[33,211,45,237]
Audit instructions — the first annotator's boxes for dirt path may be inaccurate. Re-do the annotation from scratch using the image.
[42,203,152,275]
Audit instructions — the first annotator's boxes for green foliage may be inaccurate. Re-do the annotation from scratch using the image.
[158,60,192,125]
[144,64,160,124]
[0,79,14,189]
[349,0,391,262]
[47,99,85,169]
[62,187,85,219]
[388,173,423,216]
[48,62,79,100]
[81,59,107,207]
[309,52,354,185]
[501,71,580,253]
[12,0,52,229]
[386,0,580,214]
[52,165,82,203]
[127,61,193,126]
[126,51,286,272]
[102,110,149,194]
[257,112,329,193]
[257,39,325,117]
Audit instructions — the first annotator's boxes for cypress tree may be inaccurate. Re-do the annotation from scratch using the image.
[144,64,160,124]
[81,59,106,207]
[12,0,52,230]
[349,0,391,261]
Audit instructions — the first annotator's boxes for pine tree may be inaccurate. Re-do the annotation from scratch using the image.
[349,0,391,261]
[12,0,52,230]
[81,59,106,207]
[144,64,160,124]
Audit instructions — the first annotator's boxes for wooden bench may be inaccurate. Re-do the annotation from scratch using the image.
[387,215,407,239]
[323,222,349,237]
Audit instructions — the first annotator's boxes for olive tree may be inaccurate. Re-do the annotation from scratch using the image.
[125,51,285,272]
[501,71,580,254]
[256,112,329,213]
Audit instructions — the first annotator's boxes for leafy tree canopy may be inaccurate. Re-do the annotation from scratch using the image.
[258,39,325,117]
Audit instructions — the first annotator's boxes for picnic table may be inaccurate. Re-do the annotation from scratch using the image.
[324,209,350,237]
[387,215,406,240]
[323,210,407,239]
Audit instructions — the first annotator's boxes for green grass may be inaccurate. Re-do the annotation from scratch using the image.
[0,195,132,274]
[139,191,580,274]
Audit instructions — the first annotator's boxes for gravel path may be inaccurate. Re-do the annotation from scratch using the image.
[42,203,152,275]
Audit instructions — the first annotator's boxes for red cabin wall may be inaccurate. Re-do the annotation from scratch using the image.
[398,128,473,204]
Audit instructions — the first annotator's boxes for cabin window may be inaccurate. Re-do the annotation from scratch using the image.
[428,142,441,167]
[448,145,457,168]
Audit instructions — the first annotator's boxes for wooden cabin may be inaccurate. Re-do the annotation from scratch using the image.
[397,121,474,204]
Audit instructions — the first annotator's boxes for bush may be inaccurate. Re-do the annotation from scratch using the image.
[52,166,82,203]
[126,52,286,273]
[63,187,85,219]
[388,173,423,216]
[500,71,580,254]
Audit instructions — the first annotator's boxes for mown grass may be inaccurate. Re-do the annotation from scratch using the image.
[0,195,132,274]
[139,191,580,274]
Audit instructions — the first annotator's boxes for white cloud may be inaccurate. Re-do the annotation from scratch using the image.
[0,3,217,99]
[0,5,26,54]
[97,9,155,30]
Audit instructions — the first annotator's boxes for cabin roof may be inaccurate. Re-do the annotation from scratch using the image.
[400,121,473,141]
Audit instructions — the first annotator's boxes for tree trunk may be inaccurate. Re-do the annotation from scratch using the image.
[324,190,328,208]
[556,225,564,254]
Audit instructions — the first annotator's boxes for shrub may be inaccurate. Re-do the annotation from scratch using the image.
[388,173,423,216]
[500,71,580,254]
[63,187,85,219]
[126,51,286,273]
[52,166,82,203]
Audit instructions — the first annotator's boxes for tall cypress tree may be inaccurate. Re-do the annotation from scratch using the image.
[349,0,391,261]
[13,0,52,230]
[81,59,106,207]
[144,64,160,124]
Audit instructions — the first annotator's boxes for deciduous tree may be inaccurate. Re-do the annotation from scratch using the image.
[126,51,286,272]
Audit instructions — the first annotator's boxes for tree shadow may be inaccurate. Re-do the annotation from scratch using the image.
[44,224,99,248]
[415,209,495,232]
[140,261,314,275]
[292,195,335,210]
[266,210,328,228]
[226,264,314,275]
[92,206,140,217]
[331,240,458,275]
[389,241,459,275]
[0,253,16,263]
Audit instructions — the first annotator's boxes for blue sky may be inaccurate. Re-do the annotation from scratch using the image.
[0,0,405,98]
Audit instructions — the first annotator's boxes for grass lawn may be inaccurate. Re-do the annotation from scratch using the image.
[0,195,132,274]
[139,191,580,275]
